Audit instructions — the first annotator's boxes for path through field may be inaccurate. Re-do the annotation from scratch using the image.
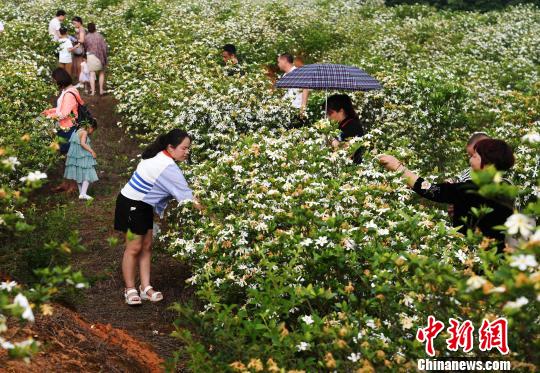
[1,94,193,372]
[70,94,193,370]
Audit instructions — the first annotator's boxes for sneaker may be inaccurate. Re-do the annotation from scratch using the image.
[79,194,94,200]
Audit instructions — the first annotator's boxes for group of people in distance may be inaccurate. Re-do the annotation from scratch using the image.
[49,10,108,96]
[42,10,103,197]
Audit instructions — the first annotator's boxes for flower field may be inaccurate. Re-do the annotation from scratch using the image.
[1,0,539,370]
[1,2,88,360]
[108,1,539,370]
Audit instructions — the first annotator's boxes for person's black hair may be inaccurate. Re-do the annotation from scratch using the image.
[142,129,192,159]
[59,26,68,35]
[474,139,515,171]
[87,22,96,33]
[52,67,72,89]
[279,53,294,64]
[325,94,357,119]
[82,120,98,130]
[223,44,236,55]
[56,10,66,17]
[72,16,83,24]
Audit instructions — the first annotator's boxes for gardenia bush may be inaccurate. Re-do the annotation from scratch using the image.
[0,147,88,360]
[0,4,88,360]
[0,2,59,176]
[98,0,538,370]
[163,123,539,371]
[1,0,538,369]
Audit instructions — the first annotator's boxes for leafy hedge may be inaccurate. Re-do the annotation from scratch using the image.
[385,0,540,11]
[100,0,539,370]
[0,2,88,359]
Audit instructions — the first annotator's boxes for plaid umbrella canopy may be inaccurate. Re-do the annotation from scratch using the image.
[275,63,382,91]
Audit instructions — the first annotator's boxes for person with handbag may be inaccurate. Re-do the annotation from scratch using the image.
[71,16,86,80]
[41,68,86,193]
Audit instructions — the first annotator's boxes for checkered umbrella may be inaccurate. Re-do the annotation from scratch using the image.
[275,63,382,91]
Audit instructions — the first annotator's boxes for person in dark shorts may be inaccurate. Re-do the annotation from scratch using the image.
[114,129,202,305]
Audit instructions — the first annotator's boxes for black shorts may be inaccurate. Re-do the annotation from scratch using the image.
[114,193,154,235]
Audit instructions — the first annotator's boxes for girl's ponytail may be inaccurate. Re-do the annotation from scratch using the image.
[141,129,191,159]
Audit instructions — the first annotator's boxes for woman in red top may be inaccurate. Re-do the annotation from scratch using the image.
[42,68,84,192]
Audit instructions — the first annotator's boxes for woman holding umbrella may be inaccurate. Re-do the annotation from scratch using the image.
[274,63,381,145]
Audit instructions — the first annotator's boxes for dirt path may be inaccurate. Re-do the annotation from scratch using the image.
[70,94,192,371]
[1,304,164,373]
[1,94,193,372]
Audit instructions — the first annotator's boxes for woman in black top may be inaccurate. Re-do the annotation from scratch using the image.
[379,139,515,250]
[325,94,364,164]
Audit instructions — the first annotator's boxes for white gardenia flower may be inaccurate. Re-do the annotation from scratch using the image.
[456,249,467,264]
[14,338,35,348]
[530,230,540,242]
[522,132,540,143]
[466,276,487,292]
[509,255,538,271]
[503,296,529,310]
[13,293,34,322]
[505,213,536,239]
[348,352,362,362]
[20,170,47,183]
[315,236,329,247]
[0,337,15,350]
[296,341,310,351]
[402,295,414,307]
[2,156,20,170]
[301,315,314,325]
[365,220,377,229]
[343,238,356,251]
[399,313,416,330]
[0,281,17,292]
[300,238,313,247]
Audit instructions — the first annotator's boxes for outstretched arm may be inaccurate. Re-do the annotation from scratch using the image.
[379,154,460,204]
[379,154,420,187]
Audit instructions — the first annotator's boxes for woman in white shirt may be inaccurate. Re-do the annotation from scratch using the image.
[114,129,203,305]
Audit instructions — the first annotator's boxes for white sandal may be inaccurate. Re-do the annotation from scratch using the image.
[139,285,163,302]
[124,288,142,306]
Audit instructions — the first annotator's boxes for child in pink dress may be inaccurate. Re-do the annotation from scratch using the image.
[78,54,91,94]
